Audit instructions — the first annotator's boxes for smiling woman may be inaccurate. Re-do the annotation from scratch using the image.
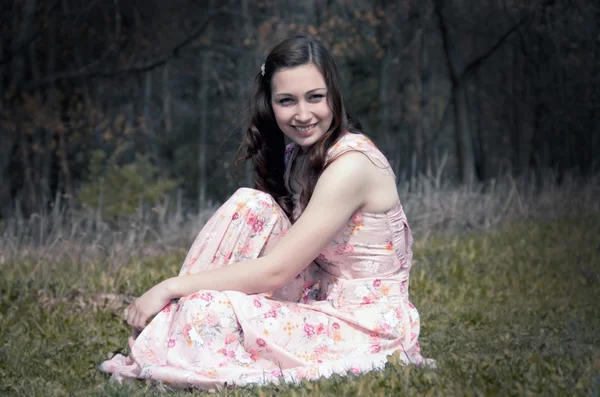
[99,35,435,389]
[271,64,333,149]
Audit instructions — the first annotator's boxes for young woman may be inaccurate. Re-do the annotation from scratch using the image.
[100,35,434,388]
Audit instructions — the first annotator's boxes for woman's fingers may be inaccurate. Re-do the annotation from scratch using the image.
[128,335,136,350]
[125,298,153,331]
[133,310,142,330]
[135,313,145,331]
[128,328,141,350]
[127,300,142,330]
[126,301,135,327]
[129,303,147,331]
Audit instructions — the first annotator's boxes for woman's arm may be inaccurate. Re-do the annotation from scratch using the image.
[169,151,373,293]
[127,151,373,330]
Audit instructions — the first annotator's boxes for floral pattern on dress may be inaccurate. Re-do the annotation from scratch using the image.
[100,133,434,389]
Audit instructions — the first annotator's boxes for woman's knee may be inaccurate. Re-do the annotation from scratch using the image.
[232,187,272,199]
[230,188,289,224]
[231,188,276,209]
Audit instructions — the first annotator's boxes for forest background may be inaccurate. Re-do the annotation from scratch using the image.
[2,0,599,223]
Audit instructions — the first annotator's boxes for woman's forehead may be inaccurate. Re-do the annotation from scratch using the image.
[271,64,326,95]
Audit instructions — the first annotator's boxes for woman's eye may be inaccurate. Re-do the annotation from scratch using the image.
[278,98,293,105]
[310,94,324,100]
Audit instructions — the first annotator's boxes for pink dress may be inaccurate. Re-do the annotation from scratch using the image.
[100,132,433,388]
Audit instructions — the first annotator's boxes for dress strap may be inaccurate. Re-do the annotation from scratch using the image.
[325,133,395,178]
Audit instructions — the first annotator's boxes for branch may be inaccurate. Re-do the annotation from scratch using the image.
[433,0,459,83]
[461,15,530,79]
[20,0,233,91]
[0,1,62,66]
[392,28,423,64]
[461,0,555,80]
[428,0,555,149]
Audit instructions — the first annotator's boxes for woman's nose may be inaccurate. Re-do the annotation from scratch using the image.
[294,102,311,123]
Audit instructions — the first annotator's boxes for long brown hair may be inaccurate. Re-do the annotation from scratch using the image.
[235,36,362,220]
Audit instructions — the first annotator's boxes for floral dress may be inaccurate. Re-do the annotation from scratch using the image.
[100,132,434,388]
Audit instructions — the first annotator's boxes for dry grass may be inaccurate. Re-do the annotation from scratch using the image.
[400,167,599,233]
[1,168,597,277]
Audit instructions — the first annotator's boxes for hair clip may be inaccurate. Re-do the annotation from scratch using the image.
[260,63,265,76]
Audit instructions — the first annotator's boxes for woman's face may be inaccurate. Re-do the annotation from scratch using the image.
[271,63,333,150]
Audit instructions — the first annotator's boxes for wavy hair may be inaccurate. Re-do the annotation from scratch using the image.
[235,36,362,220]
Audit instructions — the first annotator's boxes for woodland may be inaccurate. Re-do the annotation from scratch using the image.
[2,0,598,219]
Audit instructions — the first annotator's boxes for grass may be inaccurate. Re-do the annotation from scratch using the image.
[1,214,599,396]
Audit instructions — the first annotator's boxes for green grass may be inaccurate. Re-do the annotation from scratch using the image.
[1,215,599,396]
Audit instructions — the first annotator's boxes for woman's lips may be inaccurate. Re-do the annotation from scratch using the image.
[293,123,316,136]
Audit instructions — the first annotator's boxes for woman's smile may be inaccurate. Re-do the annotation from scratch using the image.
[271,63,333,149]
[293,123,317,135]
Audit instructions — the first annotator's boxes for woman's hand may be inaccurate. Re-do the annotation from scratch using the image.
[126,279,174,331]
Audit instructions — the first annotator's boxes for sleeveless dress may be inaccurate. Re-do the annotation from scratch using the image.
[100,132,433,388]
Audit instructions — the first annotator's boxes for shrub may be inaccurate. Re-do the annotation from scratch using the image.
[77,147,179,222]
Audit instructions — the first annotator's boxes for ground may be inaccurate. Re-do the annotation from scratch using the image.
[1,215,598,396]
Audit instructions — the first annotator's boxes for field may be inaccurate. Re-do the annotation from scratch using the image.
[1,211,598,396]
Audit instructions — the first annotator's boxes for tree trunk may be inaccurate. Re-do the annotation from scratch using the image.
[239,0,255,188]
[197,0,215,209]
[379,50,393,164]
[589,32,600,174]
[453,78,475,185]
[434,0,476,185]
[163,62,173,136]
[198,54,209,209]
[515,49,535,174]
[42,4,58,205]
[13,0,38,210]
[10,0,37,90]
[0,21,4,104]
[57,126,74,212]
[0,18,8,215]
[474,69,487,180]
[144,71,159,164]
[416,16,427,176]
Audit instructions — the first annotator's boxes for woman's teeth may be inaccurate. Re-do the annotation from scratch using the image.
[295,124,315,132]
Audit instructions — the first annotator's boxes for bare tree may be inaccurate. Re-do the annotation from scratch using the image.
[197,0,216,209]
[434,0,476,185]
